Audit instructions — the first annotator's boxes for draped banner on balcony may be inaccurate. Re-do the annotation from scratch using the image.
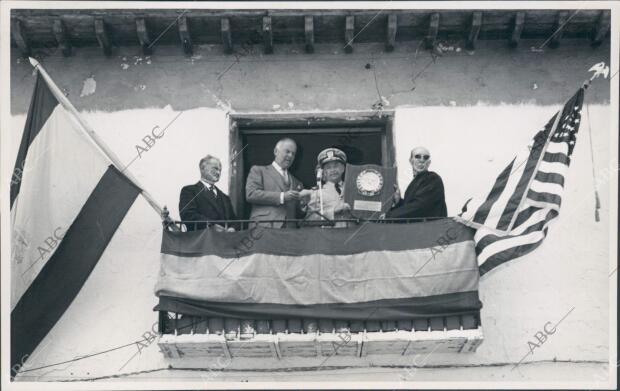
[155,219,482,320]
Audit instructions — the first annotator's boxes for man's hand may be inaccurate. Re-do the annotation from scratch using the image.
[283,190,300,201]
[213,224,227,232]
[392,184,401,205]
[335,202,352,213]
[299,189,313,199]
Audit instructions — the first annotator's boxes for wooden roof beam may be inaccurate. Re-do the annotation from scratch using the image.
[221,18,233,54]
[424,13,439,50]
[591,10,610,47]
[178,15,193,56]
[94,18,112,57]
[344,15,354,53]
[304,15,314,54]
[53,19,72,57]
[465,11,482,50]
[262,16,273,54]
[385,14,397,52]
[549,10,569,49]
[509,11,525,48]
[136,18,152,55]
[11,19,31,56]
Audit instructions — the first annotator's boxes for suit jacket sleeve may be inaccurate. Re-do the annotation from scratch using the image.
[387,173,445,218]
[179,186,208,221]
[245,165,282,206]
[223,195,241,230]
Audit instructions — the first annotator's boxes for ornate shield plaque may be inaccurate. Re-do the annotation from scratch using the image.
[344,164,397,219]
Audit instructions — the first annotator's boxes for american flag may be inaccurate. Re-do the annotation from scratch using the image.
[456,87,585,276]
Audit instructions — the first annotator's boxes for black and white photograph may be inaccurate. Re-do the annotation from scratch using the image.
[1,1,618,389]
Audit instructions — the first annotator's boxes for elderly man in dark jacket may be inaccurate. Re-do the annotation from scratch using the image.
[179,155,239,231]
[386,146,447,219]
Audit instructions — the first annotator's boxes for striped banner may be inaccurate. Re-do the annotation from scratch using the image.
[155,219,482,320]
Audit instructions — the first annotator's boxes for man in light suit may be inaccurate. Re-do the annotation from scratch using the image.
[245,138,304,228]
[179,155,238,231]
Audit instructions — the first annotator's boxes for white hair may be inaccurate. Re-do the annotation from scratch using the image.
[199,155,221,170]
[275,138,297,151]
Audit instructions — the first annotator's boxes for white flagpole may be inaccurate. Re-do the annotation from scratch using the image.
[28,57,165,218]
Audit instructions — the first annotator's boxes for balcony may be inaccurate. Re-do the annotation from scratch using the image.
[156,218,484,360]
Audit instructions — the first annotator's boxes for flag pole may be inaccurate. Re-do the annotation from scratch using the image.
[28,57,166,219]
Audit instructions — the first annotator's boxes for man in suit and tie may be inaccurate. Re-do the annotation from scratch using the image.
[245,138,304,228]
[385,146,447,219]
[179,155,238,231]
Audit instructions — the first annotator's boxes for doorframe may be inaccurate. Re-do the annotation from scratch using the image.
[228,110,395,218]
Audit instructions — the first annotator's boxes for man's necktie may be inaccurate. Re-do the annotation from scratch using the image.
[207,185,216,197]
[282,171,290,186]
[335,183,341,195]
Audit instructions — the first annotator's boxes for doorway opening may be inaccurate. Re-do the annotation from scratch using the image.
[229,112,395,219]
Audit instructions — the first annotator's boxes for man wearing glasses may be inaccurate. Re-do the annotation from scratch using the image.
[384,146,447,219]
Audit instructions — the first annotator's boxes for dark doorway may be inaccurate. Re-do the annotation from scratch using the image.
[229,112,395,220]
[240,128,383,219]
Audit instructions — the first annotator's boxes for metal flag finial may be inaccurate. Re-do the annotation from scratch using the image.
[588,62,610,80]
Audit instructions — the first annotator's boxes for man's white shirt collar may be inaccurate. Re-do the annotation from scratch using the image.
[200,179,217,195]
[272,161,288,179]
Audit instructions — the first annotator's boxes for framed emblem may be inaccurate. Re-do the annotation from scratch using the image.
[345,164,397,218]
[356,169,384,196]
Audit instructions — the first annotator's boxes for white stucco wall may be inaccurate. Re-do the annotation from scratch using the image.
[6,39,615,384]
[9,101,615,383]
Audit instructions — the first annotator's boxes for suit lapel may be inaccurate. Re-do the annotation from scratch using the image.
[197,181,224,217]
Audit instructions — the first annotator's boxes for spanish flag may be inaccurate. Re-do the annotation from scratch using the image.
[155,219,482,321]
[10,66,141,370]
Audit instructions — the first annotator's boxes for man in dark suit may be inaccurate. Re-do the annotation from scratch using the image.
[179,155,238,231]
[245,138,304,228]
[385,146,447,219]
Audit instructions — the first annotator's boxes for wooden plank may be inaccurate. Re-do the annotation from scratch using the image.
[178,15,193,55]
[135,17,152,55]
[591,10,610,47]
[94,18,111,56]
[304,15,314,53]
[277,334,318,357]
[509,11,525,48]
[11,19,31,56]
[344,15,354,53]
[465,11,482,50]
[424,13,439,50]
[221,17,233,54]
[262,16,273,54]
[549,10,569,49]
[385,13,397,52]
[52,19,72,56]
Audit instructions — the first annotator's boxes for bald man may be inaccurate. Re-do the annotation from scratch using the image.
[245,138,304,228]
[386,146,447,219]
